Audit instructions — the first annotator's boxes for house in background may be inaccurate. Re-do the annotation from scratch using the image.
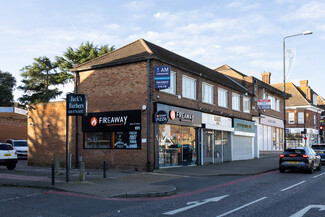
[216,65,285,157]
[0,107,27,142]
[272,80,323,147]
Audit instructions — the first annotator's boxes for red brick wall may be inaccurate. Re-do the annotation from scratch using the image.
[286,109,321,129]
[27,101,67,166]
[0,118,27,142]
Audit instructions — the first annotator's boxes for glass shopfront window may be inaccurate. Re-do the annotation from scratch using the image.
[84,131,140,149]
[158,124,196,167]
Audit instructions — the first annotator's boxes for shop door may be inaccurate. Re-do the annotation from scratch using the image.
[214,131,223,163]
[204,132,214,164]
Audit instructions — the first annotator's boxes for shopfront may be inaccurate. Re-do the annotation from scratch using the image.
[155,103,202,168]
[286,128,319,147]
[256,115,284,152]
[202,113,233,164]
[232,118,255,160]
[82,110,141,149]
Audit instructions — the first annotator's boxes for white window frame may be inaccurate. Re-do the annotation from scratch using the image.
[232,93,240,111]
[276,99,280,112]
[160,71,176,95]
[288,112,295,124]
[243,97,251,113]
[298,112,304,124]
[218,88,228,108]
[202,82,214,104]
[314,114,317,125]
[313,94,318,106]
[182,75,196,100]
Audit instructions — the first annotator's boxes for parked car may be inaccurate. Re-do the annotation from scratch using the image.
[5,139,28,158]
[311,144,325,163]
[0,143,18,170]
[279,147,321,174]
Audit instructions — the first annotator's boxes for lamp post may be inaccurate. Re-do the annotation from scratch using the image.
[283,31,312,150]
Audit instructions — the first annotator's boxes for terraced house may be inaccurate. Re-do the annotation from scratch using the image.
[28,39,269,171]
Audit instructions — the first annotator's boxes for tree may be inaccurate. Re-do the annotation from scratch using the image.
[18,56,63,104]
[18,42,115,104]
[56,41,115,81]
[0,70,16,106]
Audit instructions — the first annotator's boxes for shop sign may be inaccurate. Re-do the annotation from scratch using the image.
[260,115,284,128]
[154,66,170,89]
[82,110,141,132]
[155,110,168,125]
[170,110,194,122]
[202,113,232,129]
[67,94,87,116]
[234,118,255,133]
[156,103,202,127]
[257,99,271,110]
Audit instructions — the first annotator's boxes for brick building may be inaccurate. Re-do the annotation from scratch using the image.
[216,65,285,155]
[0,107,27,142]
[28,39,258,171]
[273,80,323,147]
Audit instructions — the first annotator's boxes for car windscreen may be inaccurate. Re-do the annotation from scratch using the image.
[312,145,325,150]
[0,144,14,150]
[13,141,27,147]
[283,149,306,155]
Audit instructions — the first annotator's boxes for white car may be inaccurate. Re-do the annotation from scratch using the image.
[5,139,28,158]
[0,143,18,170]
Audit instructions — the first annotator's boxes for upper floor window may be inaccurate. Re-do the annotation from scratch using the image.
[218,88,228,108]
[313,94,318,106]
[182,75,196,100]
[298,112,304,124]
[314,115,317,125]
[276,99,281,111]
[160,71,176,94]
[232,93,240,111]
[202,82,214,104]
[288,112,295,124]
[243,97,251,113]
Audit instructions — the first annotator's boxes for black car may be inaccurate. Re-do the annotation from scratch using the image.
[312,144,325,163]
[279,147,321,174]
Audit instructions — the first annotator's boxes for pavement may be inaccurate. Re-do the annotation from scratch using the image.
[0,152,280,198]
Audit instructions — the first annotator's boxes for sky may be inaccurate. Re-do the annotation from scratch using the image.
[0,0,324,102]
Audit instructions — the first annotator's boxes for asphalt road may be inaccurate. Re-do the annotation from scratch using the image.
[1,170,325,217]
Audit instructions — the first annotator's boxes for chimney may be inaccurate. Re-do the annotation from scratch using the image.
[299,80,308,87]
[261,72,271,84]
[299,80,312,100]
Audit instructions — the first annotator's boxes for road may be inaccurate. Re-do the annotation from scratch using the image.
[1,170,325,217]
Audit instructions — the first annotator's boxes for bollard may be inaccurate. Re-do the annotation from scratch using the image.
[79,161,85,182]
[51,164,55,185]
[55,158,61,175]
[103,161,106,178]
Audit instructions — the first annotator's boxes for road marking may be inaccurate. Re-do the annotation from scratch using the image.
[0,193,43,202]
[280,181,306,192]
[163,195,228,215]
[313,172,325,178]
[216,197,267,217]
[290,205,325,217]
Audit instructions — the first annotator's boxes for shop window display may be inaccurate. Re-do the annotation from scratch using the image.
[159,125,196,167]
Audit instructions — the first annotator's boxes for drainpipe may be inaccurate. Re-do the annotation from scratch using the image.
[75,71,79,168]
[147,59,151,172]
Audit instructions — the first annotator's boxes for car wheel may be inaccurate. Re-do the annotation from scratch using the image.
[7,163,16,170]
[317,162,322,171]
[279,168,285,173]
[308,162,314,174]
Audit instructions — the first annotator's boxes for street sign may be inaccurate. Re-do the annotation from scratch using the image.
[154,66,170,89]
[67,94,87,116]
[257,99,271,109]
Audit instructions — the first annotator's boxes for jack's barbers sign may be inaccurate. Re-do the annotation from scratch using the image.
[67,94,87,116]
[82,110,141,132]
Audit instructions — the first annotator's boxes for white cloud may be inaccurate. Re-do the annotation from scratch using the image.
[226,0,260,10]
[282,1,325,20]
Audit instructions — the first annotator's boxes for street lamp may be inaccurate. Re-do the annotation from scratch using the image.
[283,30,312,150]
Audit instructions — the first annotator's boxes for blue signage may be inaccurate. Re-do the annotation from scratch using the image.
[233,118,255,133]
[154,66,170,89]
